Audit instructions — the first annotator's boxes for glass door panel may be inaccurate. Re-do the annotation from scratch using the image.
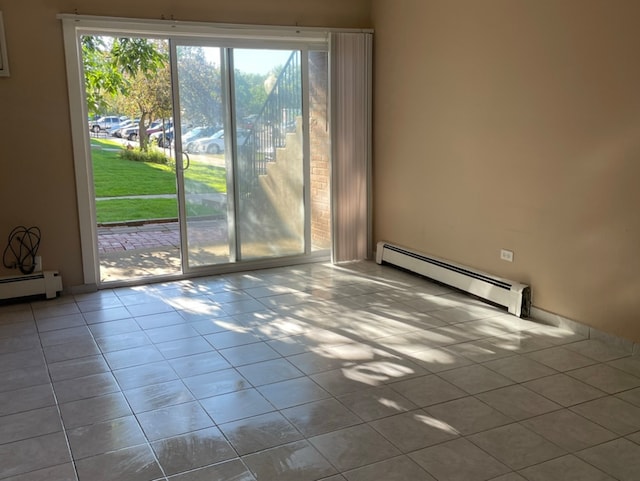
[174,45,308,270]
[232,49,305,260]
[175,45,232,268]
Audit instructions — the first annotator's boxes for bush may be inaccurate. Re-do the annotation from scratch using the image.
[119,147,170,165]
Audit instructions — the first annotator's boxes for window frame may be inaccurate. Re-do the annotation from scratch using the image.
[59,14,372,287]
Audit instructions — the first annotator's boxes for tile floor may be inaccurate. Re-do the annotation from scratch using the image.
[1,261,640,481]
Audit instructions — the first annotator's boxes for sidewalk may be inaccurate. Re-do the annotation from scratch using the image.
[97,219,229,281]
[98,222,181,254]
[98,217,229,254]
[97,192,227,254]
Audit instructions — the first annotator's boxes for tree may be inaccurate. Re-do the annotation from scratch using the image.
[82,36,169,150]
[82,36,123,115]
[113,58,172,151]
[176,47,223,128]
[234,71,269,121]
[111,39,171,151]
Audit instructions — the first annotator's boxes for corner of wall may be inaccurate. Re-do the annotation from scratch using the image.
[531,306,639,355]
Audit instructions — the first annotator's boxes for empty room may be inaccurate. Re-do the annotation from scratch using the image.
[1,1,639,480]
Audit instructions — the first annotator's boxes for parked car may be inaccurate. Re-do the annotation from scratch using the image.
[90,115,128,133]
[240,114,258,129]
[119,123,140,141]
[183,126,217,152]
[189,129,249,154]
[147,120,173,137]
[149,125,217,150]
[189,129,225,154]
[110,119,135,138]
[151,127,174,148]
[119,119,161,140]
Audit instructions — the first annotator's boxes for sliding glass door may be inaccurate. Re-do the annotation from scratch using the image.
[173,44,307,272]
[62,15,337,285]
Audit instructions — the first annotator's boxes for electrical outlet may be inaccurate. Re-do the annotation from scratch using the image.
[500,249,514,262]
[35,256,42,272]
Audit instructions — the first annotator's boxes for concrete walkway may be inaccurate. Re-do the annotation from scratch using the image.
[97,192,228,254]
[98,222,182,253]
[98,218,229,254]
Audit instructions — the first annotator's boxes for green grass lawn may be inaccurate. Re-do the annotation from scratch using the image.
[95,198,223,223]
[183,162,227,194]
[92,139,227,223]
[96,198,178,223]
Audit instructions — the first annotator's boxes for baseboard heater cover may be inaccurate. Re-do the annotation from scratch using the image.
[376,242,531,318]
[0,271,63,301]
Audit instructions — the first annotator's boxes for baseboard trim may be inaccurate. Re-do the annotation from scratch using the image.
[68,283,99,295]
[531,306,639,355]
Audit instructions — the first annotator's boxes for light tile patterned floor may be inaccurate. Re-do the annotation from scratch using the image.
[1,261,640,481]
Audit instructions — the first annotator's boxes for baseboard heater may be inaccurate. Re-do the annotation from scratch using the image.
[0,271,63,301]
[376,242,531,318]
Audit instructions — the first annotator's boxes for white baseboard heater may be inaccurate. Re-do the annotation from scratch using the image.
[0,271,63,301]
[376,242,531,318]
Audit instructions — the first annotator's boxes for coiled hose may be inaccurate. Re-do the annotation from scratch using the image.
[2,226,41,275]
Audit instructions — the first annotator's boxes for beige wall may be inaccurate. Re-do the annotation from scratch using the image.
[372,0,640,341]
[0,0,370,286]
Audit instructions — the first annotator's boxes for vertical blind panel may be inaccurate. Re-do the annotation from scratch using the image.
[331,32,373,262]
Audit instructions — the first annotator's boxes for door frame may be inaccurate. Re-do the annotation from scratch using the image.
[170,42,311,275]
[60,14,338,288]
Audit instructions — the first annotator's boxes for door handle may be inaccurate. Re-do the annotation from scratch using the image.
[181,151,190,171]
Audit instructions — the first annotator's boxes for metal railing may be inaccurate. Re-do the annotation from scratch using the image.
[237,51,301,197]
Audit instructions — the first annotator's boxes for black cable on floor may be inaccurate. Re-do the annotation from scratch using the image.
[2,226,41,275]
